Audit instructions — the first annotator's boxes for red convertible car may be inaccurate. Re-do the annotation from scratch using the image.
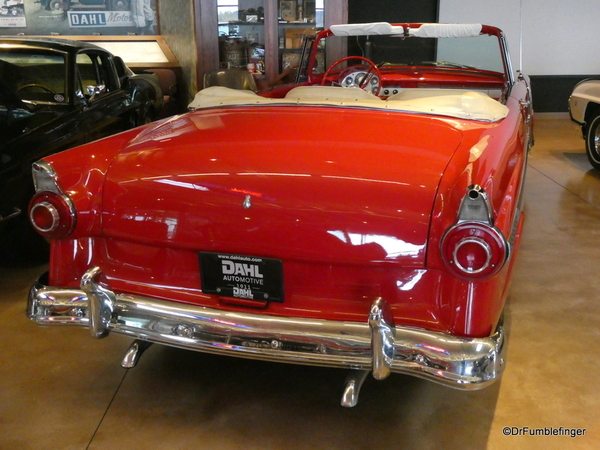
[27,23,533,407]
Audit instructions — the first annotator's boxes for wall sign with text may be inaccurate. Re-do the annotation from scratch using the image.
[0,0,157,36]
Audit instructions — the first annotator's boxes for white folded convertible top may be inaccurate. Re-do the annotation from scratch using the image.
[188,86,509,123]
[329,22,483,38]
[408,23,482,38]
[330,23,404,36]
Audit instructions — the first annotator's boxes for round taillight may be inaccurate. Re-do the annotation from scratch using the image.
[441,222,508,280]
[30,201,60,232]
[29,191,76,239]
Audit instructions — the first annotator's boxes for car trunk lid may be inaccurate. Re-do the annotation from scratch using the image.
[101,106,464,267]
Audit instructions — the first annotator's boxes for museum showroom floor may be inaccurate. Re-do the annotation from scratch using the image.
[0,115,598,450]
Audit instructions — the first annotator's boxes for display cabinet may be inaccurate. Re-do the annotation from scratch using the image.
[216,0,266,73]
[277,1,322,73]
[194,0,346,89]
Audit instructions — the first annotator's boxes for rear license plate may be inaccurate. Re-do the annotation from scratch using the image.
[199,252,284,303]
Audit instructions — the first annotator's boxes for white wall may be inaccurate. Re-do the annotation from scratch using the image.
[440,0,600,76]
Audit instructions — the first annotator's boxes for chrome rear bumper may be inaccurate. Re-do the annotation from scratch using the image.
[28,267,506,390]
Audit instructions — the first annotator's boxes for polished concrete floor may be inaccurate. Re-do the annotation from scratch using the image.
[1,115,598,449]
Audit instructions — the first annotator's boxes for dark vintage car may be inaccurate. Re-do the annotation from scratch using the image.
[0,37,161,254]
[27,23,533,406]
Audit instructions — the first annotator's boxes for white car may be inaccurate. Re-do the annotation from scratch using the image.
[569,79,600,169]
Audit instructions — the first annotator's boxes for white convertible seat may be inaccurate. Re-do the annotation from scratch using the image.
[387,89,509,122]
[388,88,480,101]
[188,86,258,109]
[188,85,382,110]
[188,86,509,122]
[284,85,382,101]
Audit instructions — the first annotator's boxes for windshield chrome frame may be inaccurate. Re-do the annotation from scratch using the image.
[304,23,511,88]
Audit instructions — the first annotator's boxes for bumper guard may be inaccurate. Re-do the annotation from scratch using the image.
[28,267,506,393]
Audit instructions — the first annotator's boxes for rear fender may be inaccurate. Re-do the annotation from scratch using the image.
[426,85,529,336]
[38,127,142,239]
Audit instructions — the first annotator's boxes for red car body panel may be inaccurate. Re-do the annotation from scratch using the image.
[27,23,533,399]
[43,81,527,337]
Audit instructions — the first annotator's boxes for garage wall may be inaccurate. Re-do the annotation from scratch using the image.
[439,1,521,69]
[439,0,600,112]
[158,0,198,103]
[520,0,600,76]
[348,0,437,24]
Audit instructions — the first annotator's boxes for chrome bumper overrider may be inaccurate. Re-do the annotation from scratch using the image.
[28,267,506,397]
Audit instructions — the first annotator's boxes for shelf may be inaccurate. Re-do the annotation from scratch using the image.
[279,21,317,25]
[223,21,266,26]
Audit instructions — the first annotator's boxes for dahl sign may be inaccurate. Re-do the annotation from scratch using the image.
[68,11,135,28]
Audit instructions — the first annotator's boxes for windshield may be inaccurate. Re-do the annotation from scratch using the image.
[0,47,67,108]
[312,33,505,75]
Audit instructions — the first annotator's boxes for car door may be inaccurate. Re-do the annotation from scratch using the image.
[75,50,134,143]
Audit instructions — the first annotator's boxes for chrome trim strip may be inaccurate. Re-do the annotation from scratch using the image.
[28,268,506,390]
[499,31,515,87]
[0,207,21,223]
[507,114,530,248]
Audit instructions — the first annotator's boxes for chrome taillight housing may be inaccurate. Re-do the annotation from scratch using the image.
[29,160,76,240]
[440,185,509,280]
[441,222,508,279]
[29,191,76,239]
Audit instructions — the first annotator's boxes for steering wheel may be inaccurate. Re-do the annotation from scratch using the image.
[321,56,381,96]
[18,84,57,95]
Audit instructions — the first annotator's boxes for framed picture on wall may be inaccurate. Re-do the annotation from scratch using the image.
[0,0,158,36]
[280,1,297,22]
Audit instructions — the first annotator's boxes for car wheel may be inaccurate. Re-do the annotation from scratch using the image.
[109,0,128,10]
[49,0,65,10]
[585,113,600,170]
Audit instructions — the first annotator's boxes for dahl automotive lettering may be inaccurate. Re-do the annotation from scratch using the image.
[70,13,107,26]
[222,275,264,285]
[233,287,253,299]
[221,260,264,278]
[107,12,133,22]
